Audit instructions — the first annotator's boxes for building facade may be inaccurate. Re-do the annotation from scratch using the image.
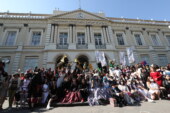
[0,9,170,74]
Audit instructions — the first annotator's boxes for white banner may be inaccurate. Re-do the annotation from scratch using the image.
[119,52,126,66]
[95,51,100,62]
[95,51,107,67]
[100,52,107,67]
[126,47,135,64]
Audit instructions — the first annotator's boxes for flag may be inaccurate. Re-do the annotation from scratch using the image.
[126,47,135,64]
[95,51,107,67]
[100,52,107,67]
[95,51,100,62]
[119,52,126,66]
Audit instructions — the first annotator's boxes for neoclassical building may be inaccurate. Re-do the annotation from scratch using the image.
[0,9,170,74]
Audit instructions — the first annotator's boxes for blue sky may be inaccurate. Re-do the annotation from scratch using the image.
[0,0,169,21]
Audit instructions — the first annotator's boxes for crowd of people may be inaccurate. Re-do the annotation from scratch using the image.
[0,59,170,111]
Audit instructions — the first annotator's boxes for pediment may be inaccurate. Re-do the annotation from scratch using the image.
[49,9,109,21]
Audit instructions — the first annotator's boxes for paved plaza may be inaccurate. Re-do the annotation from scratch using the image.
[1,100,169,113]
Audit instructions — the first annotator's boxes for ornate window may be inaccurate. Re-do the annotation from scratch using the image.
[158,54,168,66]
[94,33,102,45]
[59,32,68,45]
[116,33,125,45]
[24,57,38,71]
[77,32,85,45]
[134,34,143,45]
[151,34,160,46]
[166,35,170,46]
[31,32,41,46]
[5,31,17,46]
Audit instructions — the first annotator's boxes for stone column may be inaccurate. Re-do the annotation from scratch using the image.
[54,25,58,44]
[50,25,54,43]
[69,25,73,43]
[85,27,88,43]
[142,30,150,46]
[108,26,116,49]
[106,27,111,43]
[89,26,94,44]
[125,29,133,46]
[87,26,91,43]
[43,52,48,68]
[45,24,52,45]
[12,53,22,73]
[73,25,76,43]
[158,31,165,46]
[102,26,107,44]
[150,51,158,64]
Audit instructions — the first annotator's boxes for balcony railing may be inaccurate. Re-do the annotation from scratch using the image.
[56,43,69,49]
[95,44,106,49]
[76,43,88,49]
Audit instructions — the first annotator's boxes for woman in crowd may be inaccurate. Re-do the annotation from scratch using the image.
[150,64,163,87]
[163,75,170,98]
[20,74,30,108]
[147,77,160,100]
[2,62,170,111]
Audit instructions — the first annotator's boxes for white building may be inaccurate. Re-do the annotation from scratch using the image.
[0,9,170,74]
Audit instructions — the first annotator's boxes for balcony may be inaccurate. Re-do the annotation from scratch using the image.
[56,43,69,49]
[76,43,88,49]
[95,44,106,49]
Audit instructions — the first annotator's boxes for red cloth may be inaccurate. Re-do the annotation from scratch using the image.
[150,72,162,86]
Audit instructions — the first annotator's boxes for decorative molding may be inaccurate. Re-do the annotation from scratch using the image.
[28,27,46,32]
[3,27,22,32]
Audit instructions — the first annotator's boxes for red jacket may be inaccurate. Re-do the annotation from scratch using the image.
[150,72,162,86]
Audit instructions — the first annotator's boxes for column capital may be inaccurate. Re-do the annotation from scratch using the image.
[51,24,58,26]
[102,25,108,28]
[69,24,76,26]
[86,25,92,27]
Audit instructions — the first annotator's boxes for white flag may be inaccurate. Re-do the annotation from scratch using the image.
[95,51,100,62]
[119,52,126,66]
[95,51,107,67]
[126,47,135,64]
[100,52,107,67]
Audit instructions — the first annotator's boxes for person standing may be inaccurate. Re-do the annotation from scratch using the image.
[8,73,21,110]
[0,59,8,110]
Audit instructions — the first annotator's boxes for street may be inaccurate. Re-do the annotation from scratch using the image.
[1,99,169,113]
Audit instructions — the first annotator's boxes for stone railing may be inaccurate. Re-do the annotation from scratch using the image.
[76,43,88,49]
[95,44,106,49]
[56,43,69,49]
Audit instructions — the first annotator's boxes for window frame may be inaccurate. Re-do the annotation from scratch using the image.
[28,29,43,46]
[59,32,68,45]
[31,31,42,46]
[2,29,19,46]
[24,57,39,71]
[94,33,102,45]
[165,34,170,46]
[77,32,85,45]
[115,32,126,46]
[150,33,161,46]
[158,54,168,66]
[133,32,145,46]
